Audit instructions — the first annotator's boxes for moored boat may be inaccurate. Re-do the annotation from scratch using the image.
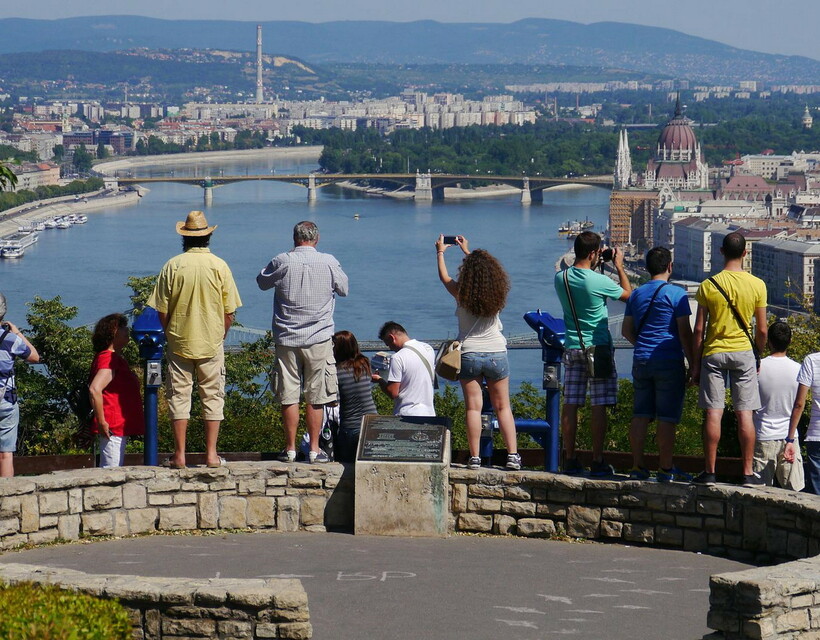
[1,244,25,259]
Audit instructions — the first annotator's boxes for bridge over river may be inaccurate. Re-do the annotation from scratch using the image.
[114,171,613,204]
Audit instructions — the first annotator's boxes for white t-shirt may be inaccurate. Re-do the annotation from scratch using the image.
[387,339,436,416]
[797,352,820,441]
[753,355,801,440]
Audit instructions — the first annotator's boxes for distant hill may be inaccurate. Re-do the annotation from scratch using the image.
[0,16,817,83]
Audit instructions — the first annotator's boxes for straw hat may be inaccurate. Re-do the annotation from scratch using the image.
[176,210,217,236]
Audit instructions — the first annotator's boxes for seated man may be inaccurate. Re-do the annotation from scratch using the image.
[373,321,436,417]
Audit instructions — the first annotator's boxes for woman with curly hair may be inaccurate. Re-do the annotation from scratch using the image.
[88,313,144,468]
[333,330,377,463]
[436,235,520,470]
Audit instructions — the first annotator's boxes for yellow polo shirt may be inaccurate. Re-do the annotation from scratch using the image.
[148,248,242,359]
[696,270,766,357]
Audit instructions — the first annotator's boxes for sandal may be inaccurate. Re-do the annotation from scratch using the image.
[206,456,227,468]
[162,458,186,470]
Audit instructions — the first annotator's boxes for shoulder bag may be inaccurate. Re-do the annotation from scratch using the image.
[563,269,613,379]
[434,317,480,381]
[707,276,760,369]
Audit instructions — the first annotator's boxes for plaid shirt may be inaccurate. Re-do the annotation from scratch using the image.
[256,246,348,347]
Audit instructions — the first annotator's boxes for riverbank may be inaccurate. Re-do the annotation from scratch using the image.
[96,146,323,174]
[337,180,594,200]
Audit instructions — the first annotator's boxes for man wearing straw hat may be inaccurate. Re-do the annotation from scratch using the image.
[148,210,242,469]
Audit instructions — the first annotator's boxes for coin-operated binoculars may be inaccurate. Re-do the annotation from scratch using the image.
[131,307,166,466]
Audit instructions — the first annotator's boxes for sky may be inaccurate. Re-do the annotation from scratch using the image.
[3,0,819,61]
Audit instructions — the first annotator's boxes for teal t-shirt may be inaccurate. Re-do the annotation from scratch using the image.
[554,266,623,350]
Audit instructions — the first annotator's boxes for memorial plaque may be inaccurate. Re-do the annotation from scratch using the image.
[357,415,451,463]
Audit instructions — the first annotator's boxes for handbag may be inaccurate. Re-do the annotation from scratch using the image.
[435,340,462,381]
[563,270,614,379]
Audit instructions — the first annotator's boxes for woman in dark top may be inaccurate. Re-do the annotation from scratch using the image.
[333,330,377,463]
[88,313,144,468]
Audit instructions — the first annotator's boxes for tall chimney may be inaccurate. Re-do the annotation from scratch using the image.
[255,24,264,103]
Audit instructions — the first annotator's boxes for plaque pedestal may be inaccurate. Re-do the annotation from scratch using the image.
[354,416,451,538]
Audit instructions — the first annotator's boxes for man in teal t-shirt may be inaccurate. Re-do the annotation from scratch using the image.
[554,231,631,476]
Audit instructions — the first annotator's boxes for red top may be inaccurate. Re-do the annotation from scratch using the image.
[90,351,145,437]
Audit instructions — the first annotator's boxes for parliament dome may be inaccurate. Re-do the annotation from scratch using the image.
[657,99,697,151]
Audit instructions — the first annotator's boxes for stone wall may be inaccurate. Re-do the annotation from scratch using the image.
[0,562,311,640]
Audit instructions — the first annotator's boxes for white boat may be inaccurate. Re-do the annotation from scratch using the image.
[55,219,71,229]
[64,214,78,224]
[74,215,88,224]
[1,231,38,249]
[1,244,24,259]
[44,219,57,229]
[33,221,46,232]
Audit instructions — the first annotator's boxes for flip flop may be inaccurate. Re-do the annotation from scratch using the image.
[162,458,186,470]
[206,456,227,468]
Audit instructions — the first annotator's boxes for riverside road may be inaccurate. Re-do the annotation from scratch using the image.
[0,531,746,639]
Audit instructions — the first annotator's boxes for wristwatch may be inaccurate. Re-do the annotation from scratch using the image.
[785,437,795,443]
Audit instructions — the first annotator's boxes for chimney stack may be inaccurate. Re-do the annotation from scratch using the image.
[255,25,264,103]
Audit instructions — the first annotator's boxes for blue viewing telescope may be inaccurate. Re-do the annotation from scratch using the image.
[131,307,166,466]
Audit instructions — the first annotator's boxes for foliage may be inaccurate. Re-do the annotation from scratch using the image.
[0,162,17,191]
[0,177,104,213]
[0,583,131,640]
[126,275,158,312]
[72,144,93,173]
[134,130,267,156]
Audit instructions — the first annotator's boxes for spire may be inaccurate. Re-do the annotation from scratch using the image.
[614,128,633,189]
[674,92,682,118]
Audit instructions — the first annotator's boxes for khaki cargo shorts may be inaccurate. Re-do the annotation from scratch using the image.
[273,340,338,406]
[166,346,225,421]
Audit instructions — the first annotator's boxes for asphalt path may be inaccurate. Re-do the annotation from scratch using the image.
[0,531,748,640]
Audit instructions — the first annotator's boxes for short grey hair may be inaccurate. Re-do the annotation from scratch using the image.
[293,221,319,244]
[0,293,6,322]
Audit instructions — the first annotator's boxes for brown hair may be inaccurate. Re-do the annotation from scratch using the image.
[456,249,510,318]
[574,230,601,259]
[92,313,127,353]
[333,330,371,381]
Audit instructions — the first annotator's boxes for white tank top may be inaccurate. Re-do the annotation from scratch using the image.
[456,306,507,353]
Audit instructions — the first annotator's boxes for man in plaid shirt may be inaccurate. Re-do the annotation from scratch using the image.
[257,221,349,463]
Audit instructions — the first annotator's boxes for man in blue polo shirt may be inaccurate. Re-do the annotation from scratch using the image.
[622,247,693,482]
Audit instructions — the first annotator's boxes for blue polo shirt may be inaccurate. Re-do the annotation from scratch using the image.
[624,280,691,362]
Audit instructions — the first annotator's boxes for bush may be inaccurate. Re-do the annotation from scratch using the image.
[0,583,131,640]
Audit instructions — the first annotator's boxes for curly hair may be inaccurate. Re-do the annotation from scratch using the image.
[456,249,510,317]
[92,313,128,353]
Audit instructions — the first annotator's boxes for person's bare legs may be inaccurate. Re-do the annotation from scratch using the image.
[0,452,13,478]
[703,408,723,474]
[306,404,324,453]
[204,420,221,465]
[630,416,651,469]
[736,409,756,476]
[487,377,517,454]
[282,403,299,452]
[561,404,579,461]
[590,404,608,462]
[657,420,677,471]
[171,419,188,466]
[460,378,484,457]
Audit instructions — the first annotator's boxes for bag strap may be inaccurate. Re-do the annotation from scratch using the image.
[0,325,14,399]
[563,269,587,351]
[635,282,669,337]
[404,343,436,384]
[707,276,759,358]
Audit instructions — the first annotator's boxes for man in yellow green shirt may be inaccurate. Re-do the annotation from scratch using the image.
[148,211,242,469]
[691,232,767,487]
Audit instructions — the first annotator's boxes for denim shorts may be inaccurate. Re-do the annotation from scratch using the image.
[0,401,19,453]
[632,359,686,424]
[458,351,509,381]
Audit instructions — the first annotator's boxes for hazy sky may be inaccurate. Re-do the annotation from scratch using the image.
[4,0,819,60]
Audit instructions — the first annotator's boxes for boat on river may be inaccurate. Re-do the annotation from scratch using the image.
[558,217,594,236]
[1,244,24,259]
[0,231,38,249]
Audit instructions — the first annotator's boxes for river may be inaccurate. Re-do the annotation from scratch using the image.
[0,150,619,391]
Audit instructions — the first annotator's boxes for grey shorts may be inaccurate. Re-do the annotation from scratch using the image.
[0,401,19,453]
[274,340,338,406]
[698,350,760,411]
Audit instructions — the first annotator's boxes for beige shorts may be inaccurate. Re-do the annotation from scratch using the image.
[166,347,225,421]
[274,340,338,406]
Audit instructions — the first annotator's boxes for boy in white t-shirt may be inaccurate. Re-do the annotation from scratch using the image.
[753,322,802,487]
[785,346,820,493]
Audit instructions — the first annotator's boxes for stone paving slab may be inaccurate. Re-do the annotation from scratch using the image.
[0,531,747,640]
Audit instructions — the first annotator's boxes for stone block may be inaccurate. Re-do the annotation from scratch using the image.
[247,497,276,528]
[468,484,504,498]
[467,498,501,513]
[600,519,623,538]
[623,523,654,543]
[585,490,619,506]
[697,499,725,516]
[122,484,147,509]
[217,497,247,529]
[27,528,59,545]
[300,496,325,527]
[172,492,197,505]
[788,532,809,559]
[290,476,322,488]
[128,508,158,534]
[503,486,531,501]
[601,507,628,521]
[651,512,675,525]
[457,513,492,532]
[501,500,536,517]
[256,622,278,638]
[676,515,703,529]
[278,622,313,640]
[0,517,18,537]
[238,479,266,495]
[0,496,20,518]
[776,610,809,633]
[267,476,288,487]
[147,493,174,506]
[707,609,740,633]
[161,617,217,636]
[159,506,197,531]
[666,494,696,513]
[146,478,182,493]
[451,484,467,513]
[742,618,775,639]
[683,529,709,552]
[536,504,566,518]
[793,594,814,608]
[198,493,218,529]
[567,505,600,538]
[631,509,654,523]
[217,620,253,636]
[83,486,122,511]
[82,511,113,535]
[656,526,683,546]
[494,515,517,535]
[39,492,68,515]
[547,489,578,503]
[325,491,353,530]
[20,494,38,533]
[68,488,82,514]
[517,518,556,538]
[113,510,129,537]
[277,497,300,532]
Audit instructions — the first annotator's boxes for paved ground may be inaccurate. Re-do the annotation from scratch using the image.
[1,531,748,640]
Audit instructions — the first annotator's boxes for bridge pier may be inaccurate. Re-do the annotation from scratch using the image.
[520,177,531,205]
[307,173,317,202]
[414,172,433,201]
[203,187,213,206]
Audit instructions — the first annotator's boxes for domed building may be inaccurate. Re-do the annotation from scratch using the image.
[642,96,709,190]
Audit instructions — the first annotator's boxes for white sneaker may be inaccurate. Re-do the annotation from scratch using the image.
[309,450,330,464]
[467,456,481,470]
[277,449,296,463]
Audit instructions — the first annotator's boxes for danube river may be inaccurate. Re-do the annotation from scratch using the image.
[1,151,617,390]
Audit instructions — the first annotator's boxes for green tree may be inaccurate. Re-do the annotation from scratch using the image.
[0,163,17,191]
[72,144,93,173]
[96,141,109,159]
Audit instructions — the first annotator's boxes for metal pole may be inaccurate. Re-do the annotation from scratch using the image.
[143,378,159,466]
